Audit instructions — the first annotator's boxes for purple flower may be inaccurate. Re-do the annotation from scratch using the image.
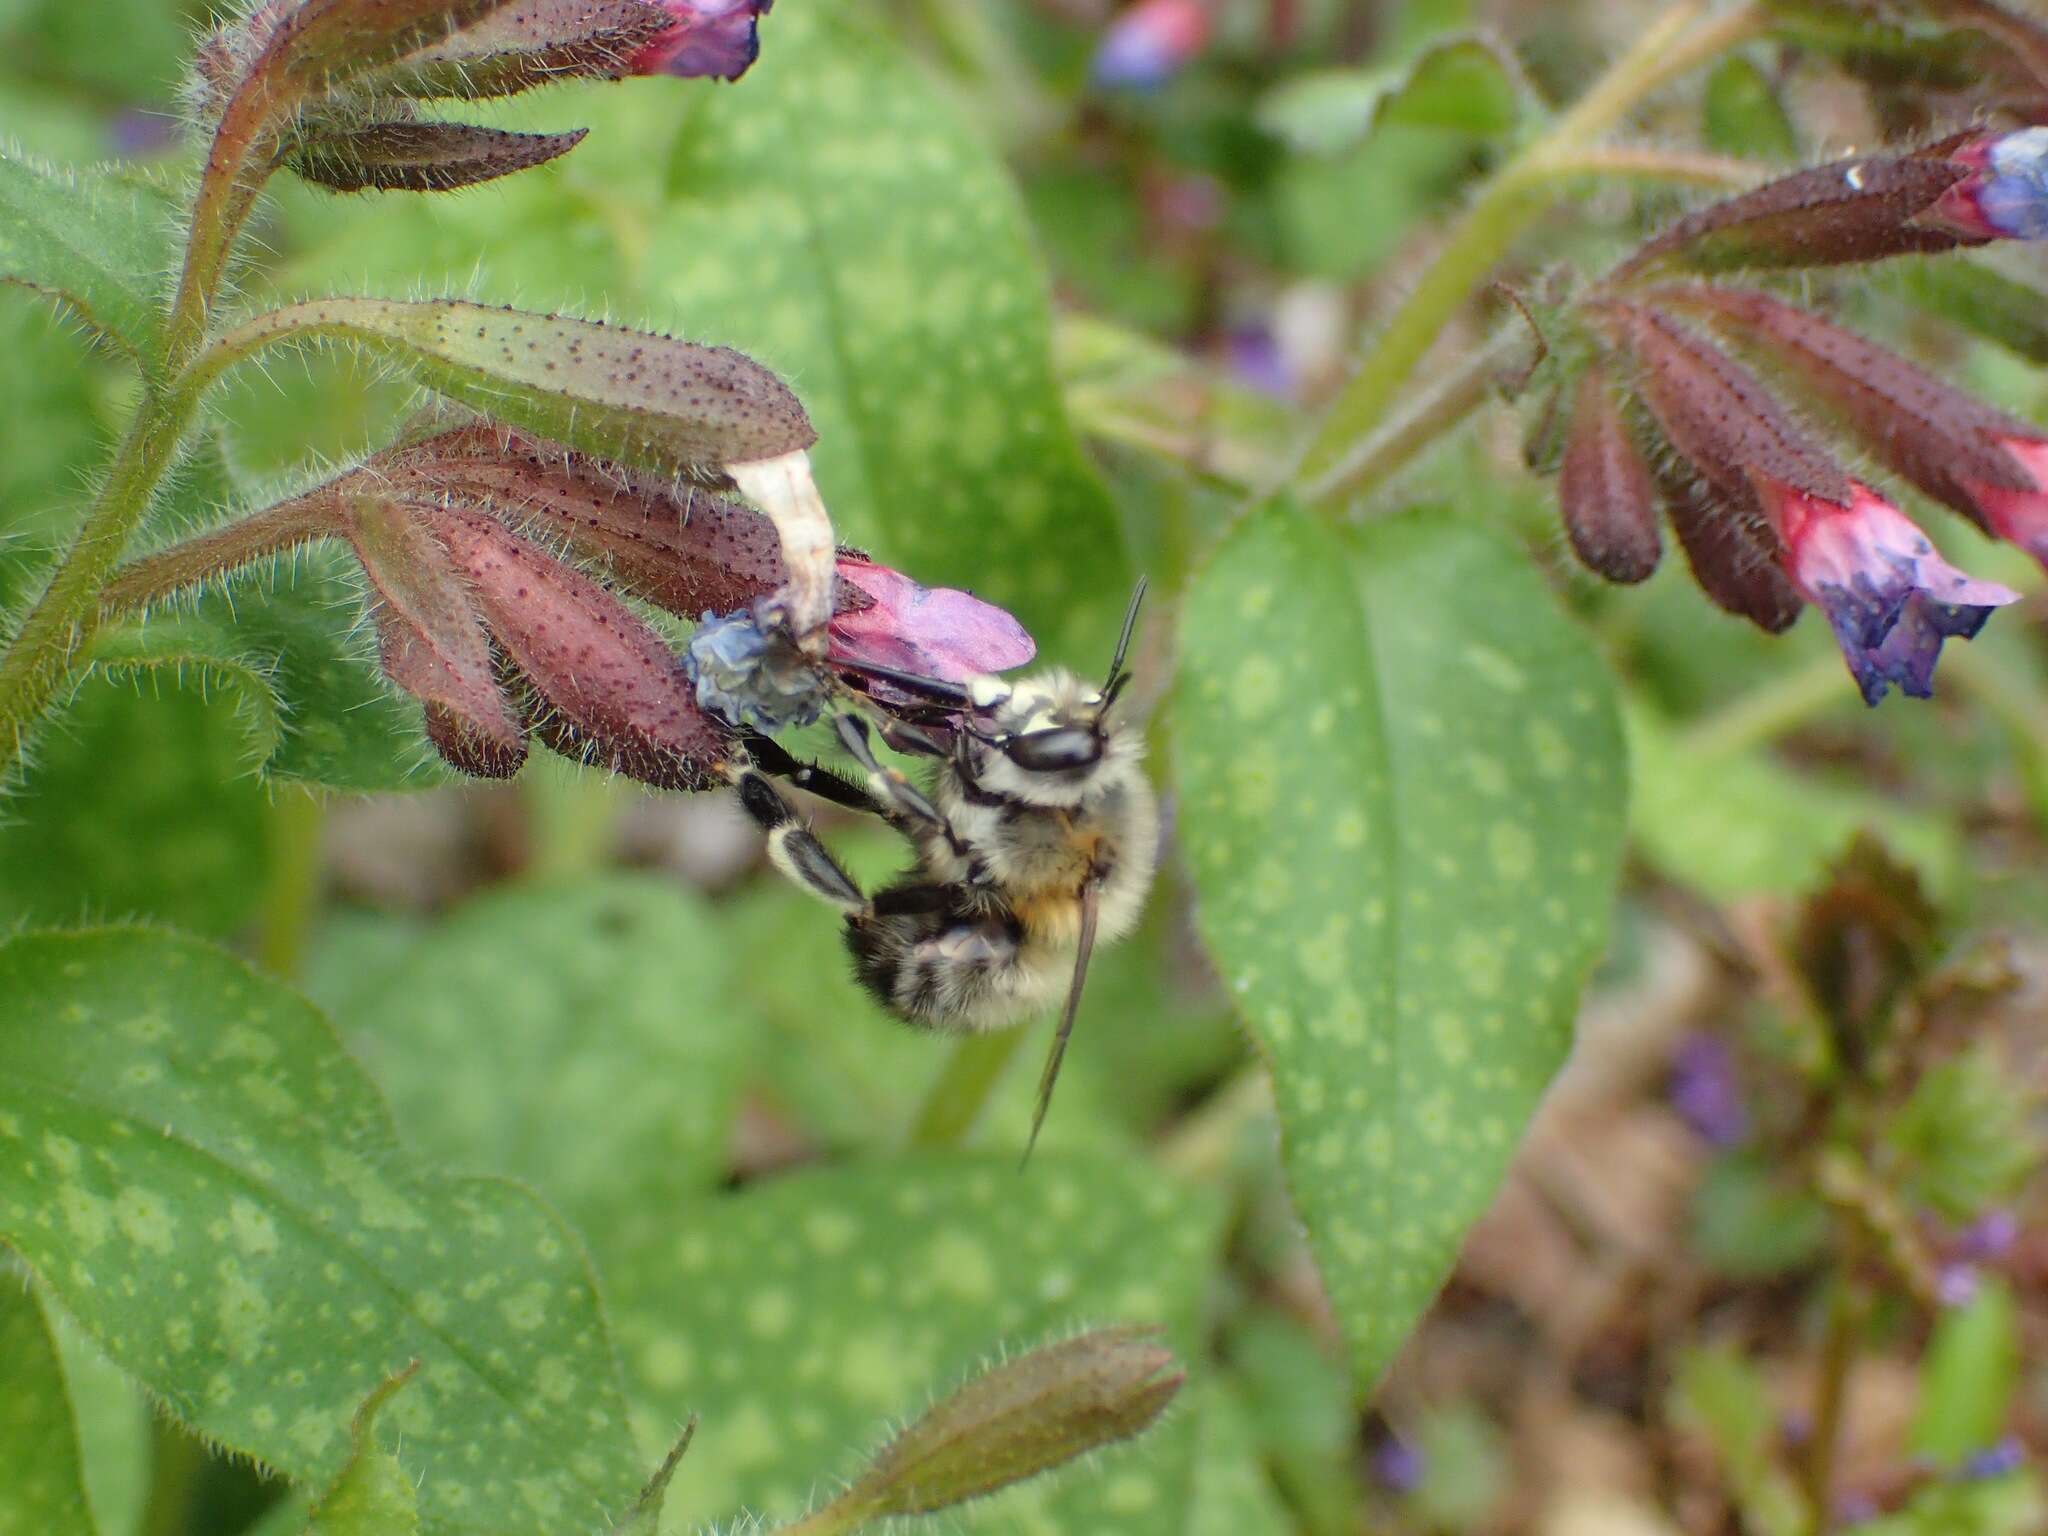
[1373,1435,1424,1493]
[629,0,772,81]
[1091,0,1209,90]
[1929,128,2048,242]
[1226,326,1294,400]
[1936,1262,1981,1309]
[827,557,1036,683]
[1669,1034,1747,1147]
[109,108,180,159]
[1954,1209,2020,1263]
[1760,481,2019,706]
[1959,1439,2025,1481]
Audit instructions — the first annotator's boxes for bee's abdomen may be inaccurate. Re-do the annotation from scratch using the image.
[844,896,1050,1029]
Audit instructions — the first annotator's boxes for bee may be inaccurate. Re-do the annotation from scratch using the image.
[729,581,1158,1156]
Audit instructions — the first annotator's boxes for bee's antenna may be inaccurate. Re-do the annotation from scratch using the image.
[1099,575,1148,707]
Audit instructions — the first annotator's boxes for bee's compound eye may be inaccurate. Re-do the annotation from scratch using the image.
[1004,727,1101,773]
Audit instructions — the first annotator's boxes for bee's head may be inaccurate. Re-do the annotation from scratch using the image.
[965,579,1146,805]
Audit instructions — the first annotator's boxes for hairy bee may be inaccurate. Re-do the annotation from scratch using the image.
[730,582,1158,1155]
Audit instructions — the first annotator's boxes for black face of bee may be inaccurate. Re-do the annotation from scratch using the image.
[1003,725,1102,774]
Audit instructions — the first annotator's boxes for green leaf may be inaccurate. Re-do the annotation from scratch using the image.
[1913,1281,2020,1467]
[1257,35,1526,157]
[611,1155,1228,1533]
[1884,1047,2039,1222]
[1628,707,1960,903]
[0,1280,98,1536]
[0,668,268,936]
[1669,1346,1803,1536]
[0,149,173,367]
[305,1366,422,1536]
[1886,258,2048,367]
[0,927,642,1536]
[1701,54,1798,161]
[645,0,1130,658]
[1174,501,1626,1391]
[91,549,448,793]
[323,876,749,1249]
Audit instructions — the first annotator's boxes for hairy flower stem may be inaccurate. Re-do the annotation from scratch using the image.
[1298,0,1766,504]
[1803,1263,1865,1536]
[909,1029,1031,1148]
[0,388,199,785]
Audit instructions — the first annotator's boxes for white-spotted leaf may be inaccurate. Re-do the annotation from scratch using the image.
[0,1281,98,1536]
[611,1155,1234,1533]
[1175,502,1626,1391]
[646,0,1131,657]
[0,929,641,1536]
[324,876,747,1254]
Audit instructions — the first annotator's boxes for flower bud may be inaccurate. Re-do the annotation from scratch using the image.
[343,496,529,778]
[1656,284,2048,563]
[383,0,674,99]
[1652,456,1804,634]
[257,299,817,483]
[430,505,730,788]
[1926,127,2048,242]
[1613,151,1979,277]
[817,1328,1183,1524]
[627,0,772,81]
[1606,303,1848,507]
[1556,366,1660,583]
[291,119,589,192]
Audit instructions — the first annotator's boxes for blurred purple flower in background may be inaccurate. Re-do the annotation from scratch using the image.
[109,108,180,159]
[1953,1209,2019,1263]
[1960,1439,2026,1481]
[1092,0,1209,90]
[1373,1435,1424,1493]
[1227,325,1294,399]
[1668,1033,1747,1147]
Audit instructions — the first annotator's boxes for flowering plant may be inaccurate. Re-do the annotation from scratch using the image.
[1,1,2044,1533]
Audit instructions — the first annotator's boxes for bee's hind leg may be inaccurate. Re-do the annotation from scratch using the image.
[730,766,868,914]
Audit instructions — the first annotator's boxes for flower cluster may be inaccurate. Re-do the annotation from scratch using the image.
[1537,131,2048,704]
[194,0,777,194]
[107,424,1033,787]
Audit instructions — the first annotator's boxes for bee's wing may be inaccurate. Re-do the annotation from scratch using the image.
[1022,880,1100,1167]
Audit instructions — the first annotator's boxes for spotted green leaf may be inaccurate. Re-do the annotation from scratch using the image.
[0,1280,97,1536]
[0,149,173,368]
[1174,501,1627,1392]
[646,0,1130,658]
[610,1155,1234,1533]
[322,876,748,1253]
[0,928,641,1536]
[0,668,268,936]
[305,1368,422,1536]
[91,550,448,793]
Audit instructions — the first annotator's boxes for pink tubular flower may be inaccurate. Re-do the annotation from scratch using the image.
[1927,127,2048,241]
[829,557,1035,683]
[1963,434,2048,569]
[629,0,771,81]
[1760,481,2019,705]
[1092,0,1209,90]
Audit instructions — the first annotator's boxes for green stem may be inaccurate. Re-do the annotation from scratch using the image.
[1297,1,1767,501]
[1303,327,1525,506]
[0,388,201,786]
[523,755,625,880]
[1802,1267,1863,1536]
[259,788,327,982]
[908,1030,1030,1149]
